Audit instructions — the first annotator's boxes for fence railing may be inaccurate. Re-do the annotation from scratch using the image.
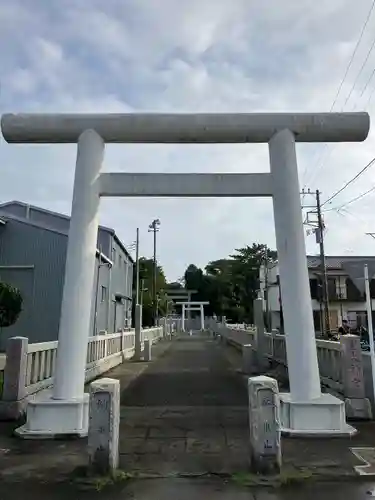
[216,323,345,394]
[26,340,58,395]
[0,318,181,419]
[25,327,168,397]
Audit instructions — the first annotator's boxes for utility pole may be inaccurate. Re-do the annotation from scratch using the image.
[315,189,330,336]
[148,219,160,326]
[301,188,330,336]
[264,246,270,331]
[135,228,140,305]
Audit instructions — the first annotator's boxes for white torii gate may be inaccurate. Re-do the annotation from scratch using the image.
[165,289,197,320]
[1,111,369,438]
[177,301,209,331]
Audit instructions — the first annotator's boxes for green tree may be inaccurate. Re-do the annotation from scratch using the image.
[133,257,168,326]
[182,243,277,323]
[165,281,183,291]
[0,282,23,329]
[230,244,277,322]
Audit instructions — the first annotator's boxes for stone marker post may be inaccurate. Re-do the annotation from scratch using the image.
[144,339,152,362]
[88,378,120,475]
[248,375,281,474]
[253,298,268,372]
[340,334,372,420]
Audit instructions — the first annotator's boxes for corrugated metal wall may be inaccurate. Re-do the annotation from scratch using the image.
[0,219,67,349]
[108,236,133,332]
[0,202,133,348]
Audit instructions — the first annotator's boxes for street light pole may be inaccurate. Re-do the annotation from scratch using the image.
[148,218,160,326]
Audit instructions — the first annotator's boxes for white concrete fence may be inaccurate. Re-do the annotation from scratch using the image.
[216,324,343,389]
[211,319,373,419]
[0,318,179,420]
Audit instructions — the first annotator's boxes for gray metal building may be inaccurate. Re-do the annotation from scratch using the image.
[0,201,133,350]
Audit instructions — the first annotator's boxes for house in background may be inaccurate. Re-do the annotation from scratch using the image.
[0,201,133,350]
[259,255,375,334]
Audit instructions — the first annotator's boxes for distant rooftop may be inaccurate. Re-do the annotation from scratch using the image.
[267,255,375,271]
[0,200,133,263]
[307,255,375,270]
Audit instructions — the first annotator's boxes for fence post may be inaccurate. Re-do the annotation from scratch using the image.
[3,336,28,402]
[143,339,152,361]
[144,339,152,362]
[134,304,142,361]
[340,334,372,420]
[0,337,28,420]
[242,344,254,375]
[248,375,281,474]
[254,298,268,371]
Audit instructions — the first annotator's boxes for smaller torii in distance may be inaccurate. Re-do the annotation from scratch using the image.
[165,288,197,321]
[176,301,209,331]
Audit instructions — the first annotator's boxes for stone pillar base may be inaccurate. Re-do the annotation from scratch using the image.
[0,399,28,421]
[279,393,357,437]
[15,393,89,439]
[345,397,372,420]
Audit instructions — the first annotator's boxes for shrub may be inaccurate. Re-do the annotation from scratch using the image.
[0,282,23,328]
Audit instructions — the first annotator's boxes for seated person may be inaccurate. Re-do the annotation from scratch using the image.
[338,319,350,335]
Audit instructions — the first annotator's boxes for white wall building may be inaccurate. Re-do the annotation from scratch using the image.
[259,256,375,334]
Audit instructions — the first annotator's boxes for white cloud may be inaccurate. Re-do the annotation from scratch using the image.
[1,0,375,280]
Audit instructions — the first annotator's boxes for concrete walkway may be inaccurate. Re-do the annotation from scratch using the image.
[2,333,375,498]
[119,334,249,475]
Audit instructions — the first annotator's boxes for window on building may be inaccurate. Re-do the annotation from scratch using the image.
[101,286,107,303]
[327,278,336,299]
[346,278,363,301]
[313,310,321,333]
[125,261,128,286]
[112,248,116,264]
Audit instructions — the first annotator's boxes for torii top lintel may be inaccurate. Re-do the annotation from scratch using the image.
[0,112,369,144]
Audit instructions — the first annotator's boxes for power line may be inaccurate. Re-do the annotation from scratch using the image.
[331,0,375,111]
[324,183,375,212]
[366,80,375,105]
[342,25,375,109]
[303,0,375,188]
[334,207,372,235]
[359,65,375,100]
[320,155,375,208]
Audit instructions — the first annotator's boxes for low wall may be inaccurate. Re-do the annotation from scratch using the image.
[0,318,180,420]
[212,321,371,404]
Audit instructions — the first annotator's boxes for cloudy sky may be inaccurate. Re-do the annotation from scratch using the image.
[1,0,375,281]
